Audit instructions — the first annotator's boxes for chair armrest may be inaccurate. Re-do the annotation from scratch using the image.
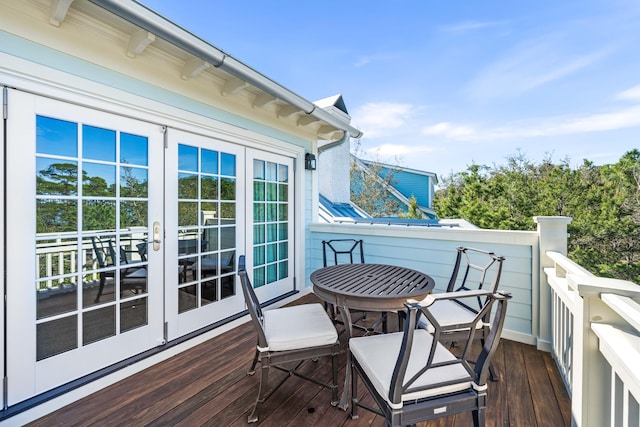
[407,289,494,308]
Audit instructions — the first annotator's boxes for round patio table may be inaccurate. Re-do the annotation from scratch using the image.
[311,263,435,314]
[310,263,435,409]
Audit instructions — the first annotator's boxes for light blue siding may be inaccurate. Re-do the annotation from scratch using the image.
[309,228,534,338]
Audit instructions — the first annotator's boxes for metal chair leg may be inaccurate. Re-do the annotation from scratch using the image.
[331,351,339,405]
[247,348,260,375]
[248,363,269,423]
[350,362,359,419]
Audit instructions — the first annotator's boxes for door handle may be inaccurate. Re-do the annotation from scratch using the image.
[152,221,161,251]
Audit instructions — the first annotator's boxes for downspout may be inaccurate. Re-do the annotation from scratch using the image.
[89,0,363,138]
[317,130,350,154]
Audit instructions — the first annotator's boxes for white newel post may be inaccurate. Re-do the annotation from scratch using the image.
[534,216,572,350]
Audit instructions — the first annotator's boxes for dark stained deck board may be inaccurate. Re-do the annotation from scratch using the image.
[523,343,568,427]
[503,339,538,426]
[27,294,570,427]
[543,351,573,427]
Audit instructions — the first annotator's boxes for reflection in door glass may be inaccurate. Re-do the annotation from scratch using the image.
[121,133,149,165]
[82,163,116,197]
[37,158,78,196]
[120,166,148,198]
[37,315,77,361]
[36,199,77,233]
[177,143,237,313]
[83,305,116,345]
[83,125,116,162]
[253,160,289,288]
[36,116,77,157]
[35,115,150,360]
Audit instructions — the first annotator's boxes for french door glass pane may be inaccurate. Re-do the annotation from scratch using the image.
[177,144,237,313]
[35,115,150,361]
[252,160,289,287]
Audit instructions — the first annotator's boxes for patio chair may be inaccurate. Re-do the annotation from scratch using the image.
[416,246,505,380]
[321,239,391,332]
[237,255,340,423]
[350,289,511,427]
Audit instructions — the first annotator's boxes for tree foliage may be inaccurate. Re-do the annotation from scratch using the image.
[434,150,640,283]
[350,160,401,217]
[399,195,425,219]
[349,144,402,217]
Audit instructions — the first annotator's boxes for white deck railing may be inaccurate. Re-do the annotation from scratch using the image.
[544,251,593,393]
[545,250,640,427]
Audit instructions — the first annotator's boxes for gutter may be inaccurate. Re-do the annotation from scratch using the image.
[89,0,363,139]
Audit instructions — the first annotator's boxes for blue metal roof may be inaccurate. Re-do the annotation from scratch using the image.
[319,194,368,218]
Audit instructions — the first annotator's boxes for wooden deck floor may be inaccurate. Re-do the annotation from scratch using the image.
[28,294,571,427]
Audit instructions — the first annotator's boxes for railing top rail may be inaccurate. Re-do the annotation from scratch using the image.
[546,250,593,277]
[591,323,640,400]
[602,293,640,333]
[568,274,640,298]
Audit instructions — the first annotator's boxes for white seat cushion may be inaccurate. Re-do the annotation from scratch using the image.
[417,299,484,333]
[264,303,338,351]
[350,330,472,410]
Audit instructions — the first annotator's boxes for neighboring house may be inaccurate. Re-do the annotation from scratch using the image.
[352,157,439,219]
[0,0,360,418]
[314,96,440,223]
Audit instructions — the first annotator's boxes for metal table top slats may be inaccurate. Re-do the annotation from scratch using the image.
[310,264,435,312]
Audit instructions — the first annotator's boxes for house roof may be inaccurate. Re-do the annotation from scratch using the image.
[319,194,369,223]
[314,94,349,115]
[70,0,362,140]
[358,159,438,182]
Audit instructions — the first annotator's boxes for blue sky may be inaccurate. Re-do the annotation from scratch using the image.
[140,0,640,181]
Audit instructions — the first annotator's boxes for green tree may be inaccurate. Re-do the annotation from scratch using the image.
[434,150,640,283]
[399,195,424,219]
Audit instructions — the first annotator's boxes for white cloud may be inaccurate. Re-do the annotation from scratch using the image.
[421,104,640,141]
[467,36,612,100]
[423,122,477,139]
[356,143,441,167]
[353,52,397,68]
[352,102,417,138]
[441,20,505,33]
[616,84,640,101]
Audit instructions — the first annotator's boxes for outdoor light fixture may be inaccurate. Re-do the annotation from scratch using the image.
[305,153,317,170]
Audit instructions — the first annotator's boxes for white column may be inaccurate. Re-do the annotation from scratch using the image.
[533,216,572,350]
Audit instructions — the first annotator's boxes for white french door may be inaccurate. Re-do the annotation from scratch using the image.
[164,129,246,338]
[3,89,298,406]
[245,149,295,301]
[5,90,165,405]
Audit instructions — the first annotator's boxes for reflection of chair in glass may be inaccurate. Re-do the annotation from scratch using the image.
[237,255,339,423]
[91,236,146,303]
[417,247,505,380]
[201,252,235,278]
[350,290,511,427]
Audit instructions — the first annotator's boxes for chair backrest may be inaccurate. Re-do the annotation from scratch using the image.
[91,236,117,269]
[136,242,148,261]
[322,239,365,267]
[237,255,268,348]
[390,290,511,404]
[446,246,505,313]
